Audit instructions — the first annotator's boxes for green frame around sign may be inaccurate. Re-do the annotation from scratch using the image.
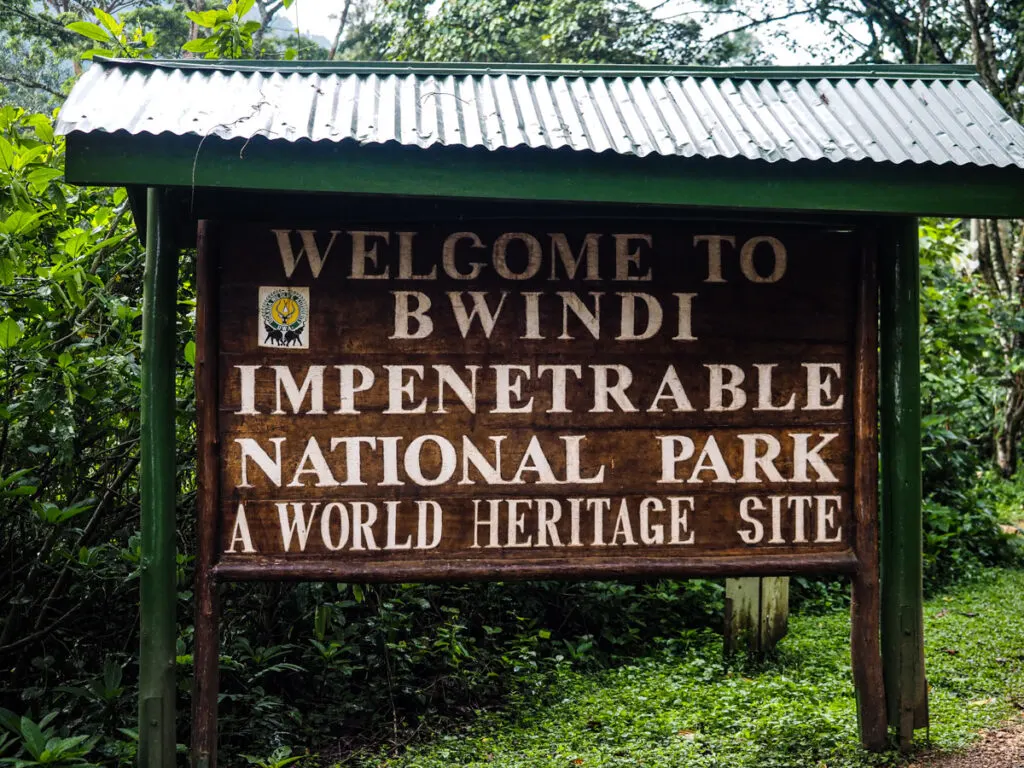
[66,132,1024,228]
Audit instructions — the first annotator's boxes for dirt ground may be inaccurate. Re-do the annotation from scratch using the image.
[911,715,1024,768]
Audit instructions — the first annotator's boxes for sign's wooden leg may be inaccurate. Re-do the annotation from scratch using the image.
[879,218,928,751]
[193,220,221,768]
[724,577,789,657]
[852,237,887,751]
[191,575,219,768]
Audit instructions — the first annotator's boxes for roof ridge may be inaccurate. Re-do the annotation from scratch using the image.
[89,57,980,81]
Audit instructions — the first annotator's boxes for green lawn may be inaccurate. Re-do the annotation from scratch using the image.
[350,570,1024,768]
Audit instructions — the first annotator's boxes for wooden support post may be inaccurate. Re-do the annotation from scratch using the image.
[139,188,179,768]
[192,221,220,768]
[724,577,789,657]
[851,235,888,751]
[879,218,928,750]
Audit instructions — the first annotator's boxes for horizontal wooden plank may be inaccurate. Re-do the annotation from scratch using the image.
[212,550,861,582]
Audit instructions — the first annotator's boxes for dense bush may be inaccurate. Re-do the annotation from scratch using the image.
[917,220,1024,588]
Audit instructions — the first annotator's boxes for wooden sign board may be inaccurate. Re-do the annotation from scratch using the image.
[197,219,877,582]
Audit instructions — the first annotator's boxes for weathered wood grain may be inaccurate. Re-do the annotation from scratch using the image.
[850,232,887,750]
[204,219,873,580]
[192,221,220,768]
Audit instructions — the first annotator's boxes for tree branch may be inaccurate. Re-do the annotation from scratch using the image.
[0,73,63,99]
[701,8,819,45]
[329,0,354,60]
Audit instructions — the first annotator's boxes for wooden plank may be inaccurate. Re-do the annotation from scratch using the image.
[724,577,760,656]
[724,576,789,657]
[851,230,887,750]
[212,551,860,582]
[207,219,873,580]
[759,576,789,652]
[192,221,221,768]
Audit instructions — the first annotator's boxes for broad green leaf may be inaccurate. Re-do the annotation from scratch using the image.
[81,46,117,60]
[1,210,44,235]
[184,340,196,366]
[0,469,32,489]
[64,231,89,257]
[236,0,256,16]
[0,318,23,349]
[0,136,13,171]
[28,114,54,143]
[182,37,217,53]
[93,7,123,36]
[66,20,111,43]
[27,168,63,185]
[0,258,14,286]
[19,717,46,759]
[35,500,92,525]
[0,106,17,130]
[44,734,88,755]
[185,9,222,27]
[13,145,48,170]
[0,707,19,733]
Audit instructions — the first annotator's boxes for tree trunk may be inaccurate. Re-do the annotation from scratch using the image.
[996,372,1024,476]
[329,0,354,60]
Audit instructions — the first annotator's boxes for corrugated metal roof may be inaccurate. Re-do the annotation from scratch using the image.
[57,59,1024,169]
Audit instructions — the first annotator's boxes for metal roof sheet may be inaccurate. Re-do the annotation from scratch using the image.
[56,59,1024,169]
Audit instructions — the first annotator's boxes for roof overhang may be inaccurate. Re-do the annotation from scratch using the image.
[58,59,1024,236]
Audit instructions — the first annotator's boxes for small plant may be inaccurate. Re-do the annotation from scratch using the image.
[240,746,308,768]
[0,711,99,767]
[182,0,291,59]
[66,7,154,59]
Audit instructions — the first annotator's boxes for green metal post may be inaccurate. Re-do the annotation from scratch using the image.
[139,188,179,767]
[879,217,928,749]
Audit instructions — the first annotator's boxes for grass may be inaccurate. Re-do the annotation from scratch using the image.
[347,569,1024,768]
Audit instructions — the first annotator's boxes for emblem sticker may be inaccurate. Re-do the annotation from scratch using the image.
[259,286,309,349]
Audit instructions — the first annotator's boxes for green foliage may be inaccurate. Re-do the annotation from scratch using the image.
[183,0,283,59]
[207,578,724,760]
[0,0,75,112]
[117,5,189,57]
[367,569,1024,768]
[0,103,192,765]
[917,219,1024,587]
[0,710,101,767]
[240,746,308,768]
[360,0,758,64]
[66,8,154,60]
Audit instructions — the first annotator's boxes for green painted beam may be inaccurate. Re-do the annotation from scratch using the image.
[138,187,180,768]
[64,133,1024,228]
[879,218,928,749]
